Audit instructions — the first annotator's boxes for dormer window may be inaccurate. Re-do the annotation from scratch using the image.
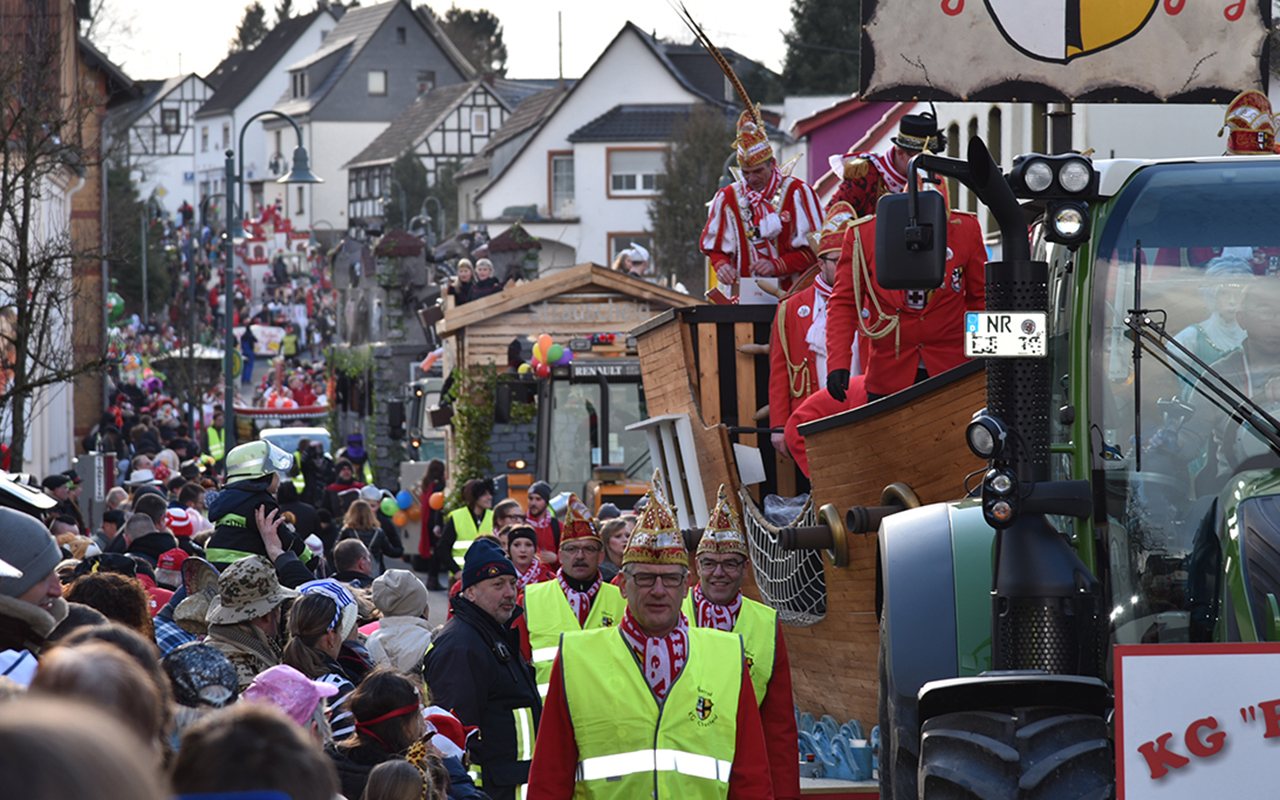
[292,72,308,98]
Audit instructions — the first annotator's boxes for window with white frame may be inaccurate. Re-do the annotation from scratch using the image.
[292,72,307,98]
[161,108,180,134]
[472,111,488,135]
[608,149,664,195]
[201,126,208,152]
[368,70,387,96]
[221,123,230,149]
[551,154,574,217]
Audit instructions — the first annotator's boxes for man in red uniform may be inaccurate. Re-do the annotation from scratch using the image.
[827,111,947,218]
[701,109,822,299]
[526,472,773,799]
[768,202,857,457]
[826,210,987,402]
[686,486,799,800]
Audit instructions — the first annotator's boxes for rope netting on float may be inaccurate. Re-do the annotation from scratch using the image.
[739,489,827,626]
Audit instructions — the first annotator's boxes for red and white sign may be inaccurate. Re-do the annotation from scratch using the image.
[1116,643,1280,799]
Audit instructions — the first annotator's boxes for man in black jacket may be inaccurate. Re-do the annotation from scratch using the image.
[205,441,317,588]
[424,538,540,800]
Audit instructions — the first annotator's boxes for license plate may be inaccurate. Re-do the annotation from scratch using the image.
[964,312,1048,358]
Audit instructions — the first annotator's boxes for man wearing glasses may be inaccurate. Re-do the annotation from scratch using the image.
[686,486,800,800]
[516,493,625,700]
[526,475,772,798]
[768,201,859,461]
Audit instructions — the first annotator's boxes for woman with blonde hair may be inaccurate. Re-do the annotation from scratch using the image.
[449,259,474,306]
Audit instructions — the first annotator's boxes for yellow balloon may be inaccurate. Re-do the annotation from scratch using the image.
[518,362,532,374]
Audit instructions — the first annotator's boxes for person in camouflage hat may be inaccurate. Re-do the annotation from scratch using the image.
[204,555,300,690]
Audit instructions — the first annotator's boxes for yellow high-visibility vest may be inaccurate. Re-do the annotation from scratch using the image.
[448,506,493,561]
[525,578,625,697]
[683,593,777,705]
[560,626,743,799]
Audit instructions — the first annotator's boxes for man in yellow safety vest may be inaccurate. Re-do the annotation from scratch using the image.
[203,407,226,469]
[515,493,626,699]
[685,485,800,800]
[526,471,773,799]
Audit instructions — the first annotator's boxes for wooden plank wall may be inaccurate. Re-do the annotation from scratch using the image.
[776,366,988,728]
[460,294,657,366]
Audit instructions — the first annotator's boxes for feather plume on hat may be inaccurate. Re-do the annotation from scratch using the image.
[622,469,688,566]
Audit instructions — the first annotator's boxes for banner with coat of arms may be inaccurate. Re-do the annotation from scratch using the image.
[860,0,1269,103]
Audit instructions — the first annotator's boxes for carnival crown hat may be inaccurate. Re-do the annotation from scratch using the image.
[622,469,688,566]
[735,107,775,169]
[809,201,858,257]
[696,484,748,559]
[892,112,945,153]
[559,492,599,542]
[1221,89,1277,155]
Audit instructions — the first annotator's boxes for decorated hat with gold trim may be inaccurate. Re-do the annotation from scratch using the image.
[696,485,748,559]
[735,108,774,169]
[560,493,599,542]
[1221,90,1277,155]
[622,470,688,566]
[808,201,858,257]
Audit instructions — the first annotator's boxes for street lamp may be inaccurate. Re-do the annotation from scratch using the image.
[140,191,165,325]
[223,110,322,452]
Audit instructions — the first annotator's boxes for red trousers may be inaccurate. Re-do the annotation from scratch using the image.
[784,375,868,477]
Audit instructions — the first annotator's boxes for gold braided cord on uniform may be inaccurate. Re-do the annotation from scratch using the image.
[849,224,901,360]
[773,298,811,399]
[671,1,763,131]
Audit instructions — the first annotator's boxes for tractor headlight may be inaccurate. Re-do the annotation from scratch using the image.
[1058,159,1093,193]
[1023,160,1054,193]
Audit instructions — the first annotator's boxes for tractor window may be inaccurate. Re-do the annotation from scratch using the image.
[1090,160,1280,646]
[546,378,650,499]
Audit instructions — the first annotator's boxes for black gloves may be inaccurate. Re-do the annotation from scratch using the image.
[827,369,850,403]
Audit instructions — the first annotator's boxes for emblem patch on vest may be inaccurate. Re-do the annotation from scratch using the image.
[600,614,614,627]
[745,655,755,672]
[695,696,715,721]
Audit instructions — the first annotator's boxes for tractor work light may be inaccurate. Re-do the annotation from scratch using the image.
[1008,154,1098,199]
[1045,201,1091,246]
[982,466,1021,529]
[966,412,1009,461]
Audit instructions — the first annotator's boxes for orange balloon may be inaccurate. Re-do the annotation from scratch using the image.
[408,504,422,521]
[392,511,409,527]
[537,333,553,354]
[429,492,445,510]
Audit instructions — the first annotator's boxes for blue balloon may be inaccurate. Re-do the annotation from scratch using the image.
[396,490,413,510]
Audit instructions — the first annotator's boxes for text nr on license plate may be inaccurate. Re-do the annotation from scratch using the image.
[965,312,1047,358]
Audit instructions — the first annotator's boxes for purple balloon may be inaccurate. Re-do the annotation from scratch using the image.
[555,349,573,366]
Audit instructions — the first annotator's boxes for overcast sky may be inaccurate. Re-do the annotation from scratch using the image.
[91,0,795,82]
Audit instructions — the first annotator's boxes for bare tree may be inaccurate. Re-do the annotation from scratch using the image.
[0,9,111,471]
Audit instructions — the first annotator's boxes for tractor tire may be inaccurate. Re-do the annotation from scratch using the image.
[918,706,1113,800]
[878,614,918,800]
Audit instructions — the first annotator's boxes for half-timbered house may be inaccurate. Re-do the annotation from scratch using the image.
[343,78,510,227]
[107,73,212,212]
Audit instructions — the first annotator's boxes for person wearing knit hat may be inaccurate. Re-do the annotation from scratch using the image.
[516,493,626,700]
[700,106,822,300]
[524,480,560,568]
[366,569,432,675]
[506,525,550,589]
[0,507,69,658]
[424,537,540,800]
[684,485,801,800]
[527,471,773,797]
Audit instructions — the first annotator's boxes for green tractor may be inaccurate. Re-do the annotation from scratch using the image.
[873,138,1280,798]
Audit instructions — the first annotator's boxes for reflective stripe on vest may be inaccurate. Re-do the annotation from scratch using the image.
[682,594,777,706]
[576,749,733,783]
[207,427,225,461]
[525,579,625,697]
[204,547,256,565]
[448,507,494,560]
[561,626,742,799]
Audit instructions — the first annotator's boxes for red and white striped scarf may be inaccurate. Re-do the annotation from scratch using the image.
[692,583,743,632]
[516,559,550,590]
[619,609,689,702]
[557,570,600,627]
